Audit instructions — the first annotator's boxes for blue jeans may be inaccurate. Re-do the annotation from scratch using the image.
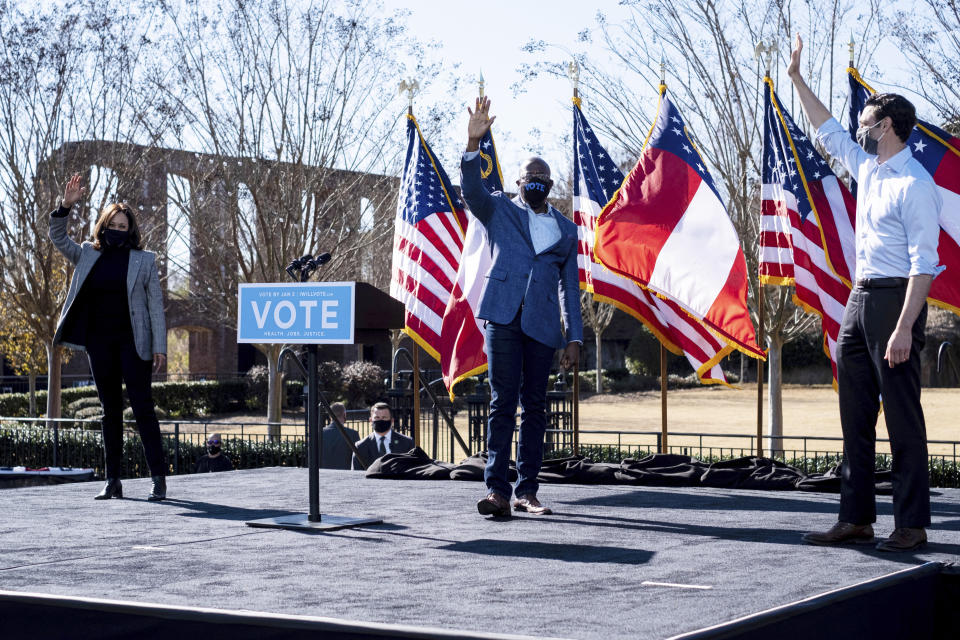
[484,310,556,499]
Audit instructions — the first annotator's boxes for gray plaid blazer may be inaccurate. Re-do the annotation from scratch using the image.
[49,213,166,360]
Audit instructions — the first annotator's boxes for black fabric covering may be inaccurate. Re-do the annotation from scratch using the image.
[364,447,456,480]
[366,448,894,494]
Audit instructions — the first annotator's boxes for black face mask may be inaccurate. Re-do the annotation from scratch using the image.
[207,445,221,455]
[102,229,129,248]
[521,179,551,210]
[372,419,391,434]
[856,120,885,155]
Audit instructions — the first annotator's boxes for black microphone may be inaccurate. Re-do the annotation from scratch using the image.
[285,258,304,281]
[313,252,332,267]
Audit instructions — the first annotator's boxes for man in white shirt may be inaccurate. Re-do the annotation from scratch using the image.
[788,35,940,552]
[352,402,414,470]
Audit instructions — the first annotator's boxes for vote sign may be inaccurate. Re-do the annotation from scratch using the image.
[237,282,355,344]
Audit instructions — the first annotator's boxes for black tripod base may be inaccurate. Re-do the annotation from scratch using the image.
[245,513,382,532]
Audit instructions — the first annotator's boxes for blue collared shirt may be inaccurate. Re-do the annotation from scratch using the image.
[816,118,943,280]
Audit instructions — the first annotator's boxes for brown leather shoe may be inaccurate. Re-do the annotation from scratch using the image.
[876,527,927,552]
[801,521,875,546]
[477,492,511,517]
[512,494,552,515]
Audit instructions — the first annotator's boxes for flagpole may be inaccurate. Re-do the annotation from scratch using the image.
[412,342,421,449]
[398,77,421,446]
[658,58,670,455]
[754,42,776,459]
[572,363,580,456]
[567,59,582,456]
[660,345,668,453]
[756,286,765,458]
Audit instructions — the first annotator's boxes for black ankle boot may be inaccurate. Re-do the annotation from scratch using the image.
[147,475,166,501]
[94,478,122,500]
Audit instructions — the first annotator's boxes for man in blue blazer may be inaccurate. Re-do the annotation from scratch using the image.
[461,97,583,518]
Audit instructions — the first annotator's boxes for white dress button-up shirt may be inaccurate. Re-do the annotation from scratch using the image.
[816,117,943,280]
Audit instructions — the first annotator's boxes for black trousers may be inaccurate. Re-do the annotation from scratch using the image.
[836,284,929,528]
[87,337,165,479]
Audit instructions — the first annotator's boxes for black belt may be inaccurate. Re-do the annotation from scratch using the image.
[855,277,908,289]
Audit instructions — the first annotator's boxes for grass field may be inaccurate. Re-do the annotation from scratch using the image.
[168,384,960,460]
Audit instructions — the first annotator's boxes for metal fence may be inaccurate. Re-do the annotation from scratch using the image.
[0,414,372,478]
[5,390,960,486]
[562,429,960,469]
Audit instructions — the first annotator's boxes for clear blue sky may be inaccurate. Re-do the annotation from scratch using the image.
[378,1,637,181]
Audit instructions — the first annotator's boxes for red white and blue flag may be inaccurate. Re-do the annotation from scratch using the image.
[573,99,733,383]
[594,86,764,359]
[391,115,468,365]
[760,78,854,385]
[438,129,502,398]
[849,69,960,315]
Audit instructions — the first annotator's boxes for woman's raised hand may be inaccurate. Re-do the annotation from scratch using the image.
[62,173,87,208]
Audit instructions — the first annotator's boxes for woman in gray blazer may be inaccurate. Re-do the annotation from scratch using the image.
[50,174,169,501]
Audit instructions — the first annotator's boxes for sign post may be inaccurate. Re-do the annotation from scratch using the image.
[241,281,382,532]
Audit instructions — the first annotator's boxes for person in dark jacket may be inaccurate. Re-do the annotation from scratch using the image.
[321,402,360,470]
[194,433,234,473]
[351,402,414,470]
[50,173,168,501]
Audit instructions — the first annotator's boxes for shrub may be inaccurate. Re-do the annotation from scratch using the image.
[342,361,387,406]
[0,386,99,418]
[247,365,310,410]
[318,361,344,397]
[150,380,248,417]
[75,406,104,424]
[244,365,270,410]
[285,379,304,408]
[122,406,169,421]
[0,424,305,478]
[64,397,102,418]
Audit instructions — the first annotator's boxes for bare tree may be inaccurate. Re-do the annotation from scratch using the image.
[579,290,615,393]
[519,0,885,449]
[0,0,164,419]
[892,0,960,125]
[152,0,452,431]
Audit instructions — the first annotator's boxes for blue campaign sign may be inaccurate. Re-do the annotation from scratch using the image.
[237,282,355,344]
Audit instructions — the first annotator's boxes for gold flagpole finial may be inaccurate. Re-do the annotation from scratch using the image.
[848,35,855,67]
[566,60,581,99]
[478,71,485,99]
[754,40,777,77]
[398,79,419,115]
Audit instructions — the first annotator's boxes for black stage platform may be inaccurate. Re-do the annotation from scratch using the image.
[2,467,959,639]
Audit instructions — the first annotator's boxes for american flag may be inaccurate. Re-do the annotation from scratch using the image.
[391,115,468,360]
[573,100,734,383]
[849,69,960,315]
[595,86,764,360]
[760,79,854,384]
[438,129,501,398]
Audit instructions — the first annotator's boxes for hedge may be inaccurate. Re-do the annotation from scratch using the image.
[546,371,706,394]
[0,386,100,417]
[0,423,305,478]
[0,378,306,419]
